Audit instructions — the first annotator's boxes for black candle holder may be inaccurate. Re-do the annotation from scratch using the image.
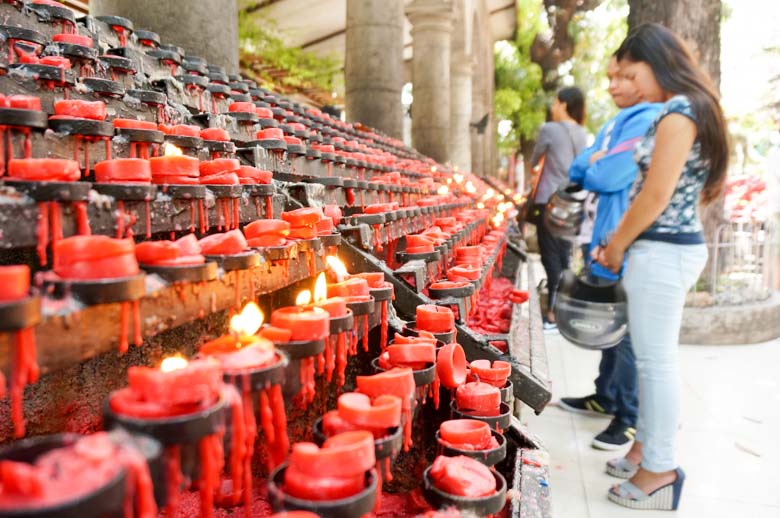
[0,294,40,331]
[402,321,454,345]
[450,401,513,433]
[0,107,48,129]
[275,338,326,361]
[44,272,145,306]
[220,350,290,392]
[436,429,507,467]
[204,251,260,271]
[140,260,218,284]
[267,464,377,518]
[499,380,514,406]
[3,180,90,202]
[346,296,375,317]
[329,309,354,335]
[0,434,127,518]
[421,464,507,516]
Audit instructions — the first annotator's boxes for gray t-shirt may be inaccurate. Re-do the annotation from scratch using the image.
[531,121,588,203]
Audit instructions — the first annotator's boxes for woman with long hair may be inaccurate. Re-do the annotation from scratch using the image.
[529,86,588,329]
[594,23,729,510]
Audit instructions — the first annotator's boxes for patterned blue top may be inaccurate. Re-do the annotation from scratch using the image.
[631,95,709,243]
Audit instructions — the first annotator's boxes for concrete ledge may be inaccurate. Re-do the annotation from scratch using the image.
[681,292,780,345]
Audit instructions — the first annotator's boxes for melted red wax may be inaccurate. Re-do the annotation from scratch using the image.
[324,335,335,382]
[49,202,62,265]
[294,357,316,409]
[145,200,152,238]
[335,332,348,388]
[164,446,182,515]
[345,188,355,206]
[215,384,253,515]
[36,202,49,266]
[380,300,389,352]
[198,199,207,234]
[116,200,126,238]
[306,250,316,275]
[234,270,241,309]
[467,277,514,335]
[119,301,129,354]
[233,199,240,229]
[10,327,38,438]
[132,300,142,346]
[372,224,383,252]
[198,432,225,518]
[113,25,128,47]
[257,384,289,470]
[362,314,369,352]
[74,201,90,236]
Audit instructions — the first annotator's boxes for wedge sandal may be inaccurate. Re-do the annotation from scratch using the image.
[607,467,685,511]
[606,457,639,479]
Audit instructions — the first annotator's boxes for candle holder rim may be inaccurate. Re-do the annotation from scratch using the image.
[268,464,378,518]
[435,429,507,467]
[311,417,403,461]
[0,293,41,331]
[421,464,507,515]
[449,401,513,432]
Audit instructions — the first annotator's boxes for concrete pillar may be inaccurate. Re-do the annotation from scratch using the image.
[406,0,454,164]
[90,0,239,72]
[449,56,473,172]
[471,82,486,175]
[345,0,404,139]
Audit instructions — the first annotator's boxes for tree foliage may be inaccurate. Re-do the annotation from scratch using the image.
[495,0,628,158]
[238,14,341,92]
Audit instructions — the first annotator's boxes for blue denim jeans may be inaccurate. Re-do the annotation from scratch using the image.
[623,240,708,472]
[594,334,638,428]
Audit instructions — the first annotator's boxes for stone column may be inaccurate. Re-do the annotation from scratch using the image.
[90,0,239,72]
[406,0,454,164]
[449,56,473,172]
[471,84,486,175]
[345,0,404,139]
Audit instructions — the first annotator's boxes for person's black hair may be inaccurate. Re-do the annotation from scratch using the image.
[556,86,586,125]
[616,23,729,204]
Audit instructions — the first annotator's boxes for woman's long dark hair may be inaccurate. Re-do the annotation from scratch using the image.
[557,86,586,125]
[616,23,729,204]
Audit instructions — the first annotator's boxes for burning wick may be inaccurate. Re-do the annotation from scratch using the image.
[160,355,188,373]
[296,290,312,306]
[162,142,183,156]
[314,272,327,304]
[230,301,264,339]
[326,255,349,282]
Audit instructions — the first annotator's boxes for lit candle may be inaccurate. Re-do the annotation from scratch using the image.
[149,143,200,184]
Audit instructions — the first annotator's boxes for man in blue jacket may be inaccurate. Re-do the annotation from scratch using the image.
[558,56,662,454]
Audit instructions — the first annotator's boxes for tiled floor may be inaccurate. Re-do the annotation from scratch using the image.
[522,330,780,517]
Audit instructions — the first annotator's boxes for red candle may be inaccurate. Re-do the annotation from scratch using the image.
[327,278,369,299]
[323,205,342,225]
[315,296,347,318]
[436,342,467,389]
[237,166,272,184]
[387,343,436,366]
[53,236,139,280]
[448,265,480,281]
[356,368,415,450]
[270,306,329,341]
[337,392,402,429]
[455,381,501,417]
[469,359,511,388]
[113,118,158,131]
[259,325,293,343]
[135,234,205,266]
[52,32,93,47]
[281,207,322,227]
[439,419,493,449]
[315,217,334,235]
[198,229,248,255]
[110,358,223,418]
[429,455,496,497]
[416,305,454,333]
[255,107,273,119]
[94,158,151,183]
[159,124,200,137]
[200,127,230,141]
[0,265,30,302]
[228,101,255,113]
[53,100,106,120]
[350,272,384,289]
[149,154,199,179]
[4,95,42,110]
[7,159,81,182]
[257,127,283,140]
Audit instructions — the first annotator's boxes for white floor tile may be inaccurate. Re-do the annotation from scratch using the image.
[529,289,780,517]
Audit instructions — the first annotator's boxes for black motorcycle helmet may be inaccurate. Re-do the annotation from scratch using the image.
[544,183,588,239]
[553,269,628,350]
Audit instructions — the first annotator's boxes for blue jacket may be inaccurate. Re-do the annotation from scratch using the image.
[569,103,663,280]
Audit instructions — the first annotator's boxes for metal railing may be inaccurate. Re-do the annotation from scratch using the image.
[688,220,777,306]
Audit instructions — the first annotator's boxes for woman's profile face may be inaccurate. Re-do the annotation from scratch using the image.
[551,97,565,122]
[619,59,666,103]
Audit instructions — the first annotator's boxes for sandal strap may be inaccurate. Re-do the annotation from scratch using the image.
[610,481,649,501]
[607,457,638,472]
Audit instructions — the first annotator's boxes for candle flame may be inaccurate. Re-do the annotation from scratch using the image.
[163,142,183,157]
[160,355,188,372]
[477,202,485,209]
[436,185,449,195]
[296,290,312,306]
[453,173,464,184]
[326,255,349,282]
[465,181,476,194]
[314,272,327,303]
[230,302,264,337]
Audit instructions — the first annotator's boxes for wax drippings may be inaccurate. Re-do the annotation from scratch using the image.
[119,301,129,354]
[258,389,275,470]
[324,335,334,381]
[145,200,152,238]
[264,197,273,219]
[10,327,38,438]
[198,199,207,234]
[132,299,142,346]
[36,202,49,265]
[49,202,62,265]
[116,200,126,238]
[294,357,316,409]
[373,225,383,252]
[335,332,347,388]
[164,446,182,515]
[74,201,90,235]
[118,438,157,518]
[198,432,224,518]
[380,300,389,352]
[233,199,240,229]
[362,314,369,352]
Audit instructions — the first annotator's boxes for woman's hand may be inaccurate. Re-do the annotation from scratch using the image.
[592,243,625,274]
